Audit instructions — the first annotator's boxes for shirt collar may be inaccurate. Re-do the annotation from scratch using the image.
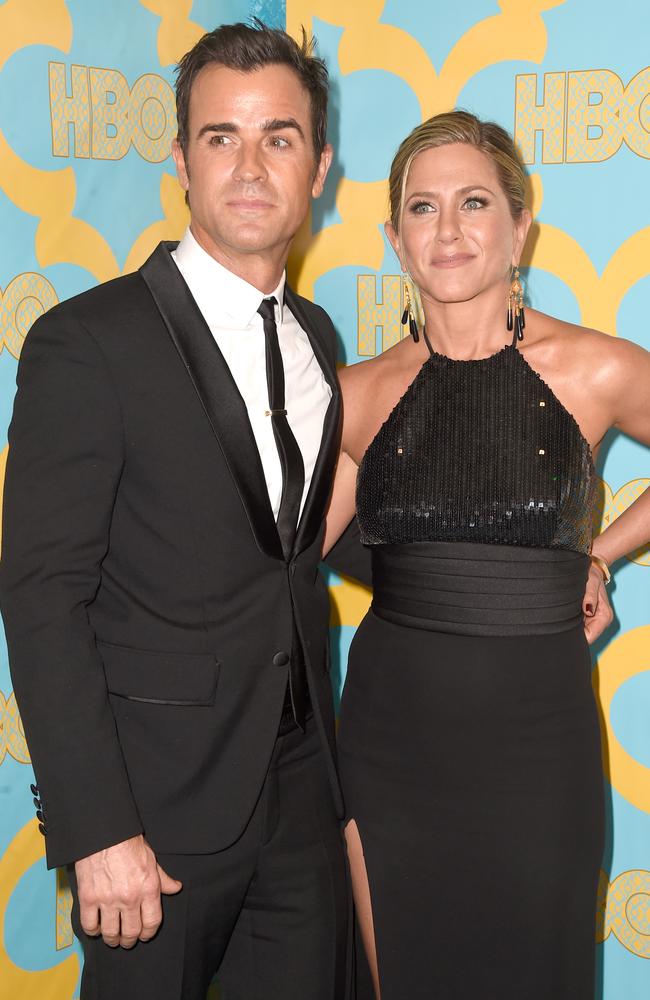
[174,227,286,330]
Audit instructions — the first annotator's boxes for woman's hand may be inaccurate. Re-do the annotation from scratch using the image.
[582,563,614,644]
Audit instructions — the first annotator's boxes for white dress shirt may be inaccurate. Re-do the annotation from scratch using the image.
[171,228,332,520]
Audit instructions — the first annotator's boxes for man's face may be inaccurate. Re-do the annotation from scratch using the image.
[172,62,331,272]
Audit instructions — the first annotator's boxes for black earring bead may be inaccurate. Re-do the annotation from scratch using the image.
[506,304,513,332]
[409,316,420,342]
[401,306,409,326]
[515,310,525,342]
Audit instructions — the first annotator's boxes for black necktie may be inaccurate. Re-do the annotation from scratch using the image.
[257,297,308,728]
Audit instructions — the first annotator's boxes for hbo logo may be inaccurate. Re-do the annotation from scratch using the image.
[49,62,176,164]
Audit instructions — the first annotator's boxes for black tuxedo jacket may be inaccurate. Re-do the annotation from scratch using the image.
[0,242,370,869]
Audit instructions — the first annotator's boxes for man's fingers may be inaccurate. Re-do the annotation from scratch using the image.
[79,902,101,938]
[119,906,143,949]
[98,906,121,948]
[158,864,182,895]
[139,894,163,942]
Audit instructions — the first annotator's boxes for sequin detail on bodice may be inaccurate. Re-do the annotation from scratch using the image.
[356,344,597,554]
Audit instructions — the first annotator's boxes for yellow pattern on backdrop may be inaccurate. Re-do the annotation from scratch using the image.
[0,689,30,765]
[139,0,205,67]
[598,869,650,959]
[0,821,79,997]
[0,0,72,73]
[594,626,650,815]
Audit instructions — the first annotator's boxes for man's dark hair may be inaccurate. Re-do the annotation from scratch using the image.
[175,20,329,159]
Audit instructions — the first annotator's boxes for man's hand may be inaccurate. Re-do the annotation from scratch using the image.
[75,834,182,948]
[583,563,614,645]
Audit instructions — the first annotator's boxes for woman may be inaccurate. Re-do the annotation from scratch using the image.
[324,111,650,999]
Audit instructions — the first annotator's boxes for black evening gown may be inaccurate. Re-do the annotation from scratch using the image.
[338,334,605,1000]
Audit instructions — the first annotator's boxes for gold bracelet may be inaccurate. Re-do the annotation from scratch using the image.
[589,553,611,586]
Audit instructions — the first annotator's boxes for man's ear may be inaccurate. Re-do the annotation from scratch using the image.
[172,138,190,193]
[312,143,333,198]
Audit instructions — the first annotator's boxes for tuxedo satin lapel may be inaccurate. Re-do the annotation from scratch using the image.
[284,287,342,557]
[140,242,283,561]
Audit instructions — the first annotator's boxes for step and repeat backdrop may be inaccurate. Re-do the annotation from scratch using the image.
[0,1,649,997]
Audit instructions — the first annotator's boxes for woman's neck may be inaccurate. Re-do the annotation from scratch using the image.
[419,282,512,360]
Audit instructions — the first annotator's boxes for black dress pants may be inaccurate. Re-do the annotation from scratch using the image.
[69,717,350,999]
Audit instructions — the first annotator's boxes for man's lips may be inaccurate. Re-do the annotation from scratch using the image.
[430,254,474,268]
[227,199,275,211]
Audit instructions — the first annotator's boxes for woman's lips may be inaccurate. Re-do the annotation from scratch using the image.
[430,254,474,268]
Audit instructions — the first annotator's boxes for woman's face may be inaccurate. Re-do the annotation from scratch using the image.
[386,142,531,308]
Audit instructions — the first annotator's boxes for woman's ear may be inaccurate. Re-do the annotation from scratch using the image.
[384,220,402,266]
[513,208,532,264]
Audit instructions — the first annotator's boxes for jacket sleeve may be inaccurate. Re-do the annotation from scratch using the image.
[0,309,143,868]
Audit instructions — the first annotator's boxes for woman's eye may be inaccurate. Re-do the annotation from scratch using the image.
[411,201,434,214]
[464,197,486,210]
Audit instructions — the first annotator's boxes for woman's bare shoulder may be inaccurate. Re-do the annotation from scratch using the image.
[529,310,648,381]
[338,339,412,398]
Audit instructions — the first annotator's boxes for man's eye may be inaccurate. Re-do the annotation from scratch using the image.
[269,136,290,148]
[209,135,231,145]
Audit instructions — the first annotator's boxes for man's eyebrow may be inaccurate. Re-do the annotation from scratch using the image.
[262,118,305,139]
[196,122,238,139]
[196,119,306,140]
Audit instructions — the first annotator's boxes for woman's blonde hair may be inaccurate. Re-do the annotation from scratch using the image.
[389,110,527,233]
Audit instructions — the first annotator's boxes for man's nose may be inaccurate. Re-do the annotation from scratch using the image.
[233,143,267,183]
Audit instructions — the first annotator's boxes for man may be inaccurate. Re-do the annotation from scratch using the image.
[0,22,370,1000]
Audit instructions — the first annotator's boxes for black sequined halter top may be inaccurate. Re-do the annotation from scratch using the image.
[356,328,597,638]
[357,328,597,555]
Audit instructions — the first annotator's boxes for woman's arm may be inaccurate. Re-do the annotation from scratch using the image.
[322,450,358,557]
[582,338,650,641]
[322,361,371,557]
[591,338,650,567]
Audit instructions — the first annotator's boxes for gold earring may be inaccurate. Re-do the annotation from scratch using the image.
[400,274,420,343]
[507,266,525,342]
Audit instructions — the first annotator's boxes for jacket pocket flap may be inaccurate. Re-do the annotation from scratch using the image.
[98,642,219,706]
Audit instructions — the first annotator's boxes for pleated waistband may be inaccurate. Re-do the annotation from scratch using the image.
[371,541,589,637]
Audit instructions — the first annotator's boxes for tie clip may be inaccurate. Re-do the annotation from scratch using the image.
[265,408,287,417]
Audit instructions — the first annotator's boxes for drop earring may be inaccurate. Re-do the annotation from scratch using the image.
[401,274,420,342]
[506,266,525,342]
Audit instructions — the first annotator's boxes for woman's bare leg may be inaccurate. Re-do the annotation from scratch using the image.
[344,819,380,999]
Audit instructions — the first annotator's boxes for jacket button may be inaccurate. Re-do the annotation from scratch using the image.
[273,651,290,667]
[30,783,38,796]
[36,809,45,822]
[38,823,47,836]
[33,797,41,809]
